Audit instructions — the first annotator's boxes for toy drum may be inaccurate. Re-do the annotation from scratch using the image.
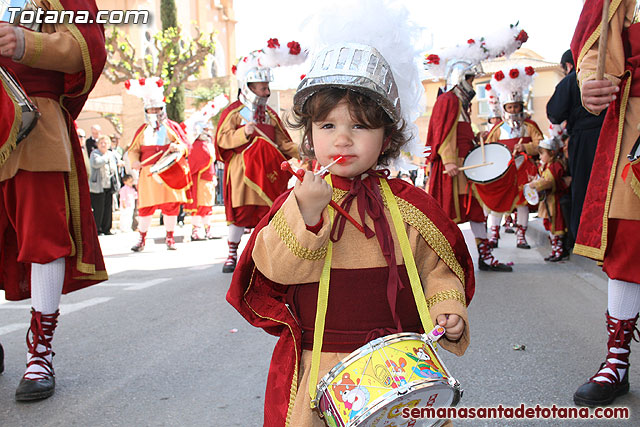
[464,143,518,213]
[523,183,539,205]
[627,137,640,196]
[149,150,191,190]
[315,332,461,427]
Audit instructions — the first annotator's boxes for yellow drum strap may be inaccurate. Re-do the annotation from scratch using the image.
[308,176,436,407]
[309,175,335,407]
[380,179,436,337]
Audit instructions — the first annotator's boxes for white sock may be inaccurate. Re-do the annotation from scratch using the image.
[487,213,503,229]
[138,215,153,233]
[27,258,65,378]
[31,258,64,314]
[470,221,487,240]
[517,206,529,227]
[164,215,177,233]
[228,224,244,243]
[191,216,203,227]
[608,279,640,320]
[203,215,211,227]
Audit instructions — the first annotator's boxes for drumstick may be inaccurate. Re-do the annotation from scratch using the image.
[280,161,366,234]
[596,0,611,80]
[480,135,486,164]
[442,162,494,174]
[314,156,343,176]
[139,150,163,167]
[513,138,523,156]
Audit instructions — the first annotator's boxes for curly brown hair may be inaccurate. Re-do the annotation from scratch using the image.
[286,88,408,166]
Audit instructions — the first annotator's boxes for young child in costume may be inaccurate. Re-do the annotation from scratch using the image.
[227,2,474,426]
[527,137,569,262]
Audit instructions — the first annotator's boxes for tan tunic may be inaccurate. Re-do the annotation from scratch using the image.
[253,188,470,427]
[127,123,189,209]
[577,0,640,220]
[0,0,83,182]
[216,109,299,207]
[485,120,544,156]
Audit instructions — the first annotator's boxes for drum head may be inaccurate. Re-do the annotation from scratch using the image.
[523,183,539,205]
[150,151,181,173]
[463,144,512,183]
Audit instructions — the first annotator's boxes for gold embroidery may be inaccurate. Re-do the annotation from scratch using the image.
[426,290,466,309]
[23,32,44,67]
[271,210,327,260]
[382,193,466,286]
[332,187,348,203]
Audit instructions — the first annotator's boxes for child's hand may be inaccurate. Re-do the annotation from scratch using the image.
[293,171,332,226]
[437,314,465,342]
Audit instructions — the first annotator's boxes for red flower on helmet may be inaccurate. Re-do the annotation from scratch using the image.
[524,66,535,76]
[267,38,280,49]
[288,41,301,55]
[467,39,475,45]
[300,74,306,80]
[156,78,164,87]
[516,30,529,44]
[509,68,519,79]
[485,83,492,91]
[138,78,146,85]
[124,80,131,90]
[494,70,505,81]
[231,64,237,75]
[425,54,440,65]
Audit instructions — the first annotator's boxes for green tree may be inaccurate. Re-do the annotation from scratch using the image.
[103,17,216,123]
[160,0,184,122]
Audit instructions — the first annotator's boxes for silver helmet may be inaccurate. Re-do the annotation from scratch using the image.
[294,42,401,122]
[238,61,273,121]
[503,108,525,130]
[539,136,562,152]
[446,59,483,102]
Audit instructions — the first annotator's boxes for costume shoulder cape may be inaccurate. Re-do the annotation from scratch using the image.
[226,177,474,427]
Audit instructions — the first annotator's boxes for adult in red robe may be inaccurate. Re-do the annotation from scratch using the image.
[427,84,512,272]
[570,0,640,407]
[0,0,106,401]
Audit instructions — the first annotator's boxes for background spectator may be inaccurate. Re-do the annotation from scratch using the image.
[85,124,101,158]
[89,135,120,235]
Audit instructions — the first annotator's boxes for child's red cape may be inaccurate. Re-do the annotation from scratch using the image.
[226,177,475,427]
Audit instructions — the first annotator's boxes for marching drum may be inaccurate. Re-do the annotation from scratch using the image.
[149,150,192,190]
[0,66,40,143]
[523,183,539,205]
[463,143,518,213]
[315,331,461,427]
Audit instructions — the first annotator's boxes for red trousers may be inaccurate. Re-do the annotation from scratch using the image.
[138,202,181,217]
[602,219,640,283]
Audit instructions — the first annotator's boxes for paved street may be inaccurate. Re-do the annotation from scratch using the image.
[0,217,638,426]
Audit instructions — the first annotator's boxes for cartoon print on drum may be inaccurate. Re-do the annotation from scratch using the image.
[406,347,445,380]
[331,373,371,420]
[385,357,408,386]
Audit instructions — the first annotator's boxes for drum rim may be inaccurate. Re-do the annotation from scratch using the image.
[463,143,513,184]
[523,183,539,205]
[149,150,183,174]
[630,136,640,162]
[344,379,461,426]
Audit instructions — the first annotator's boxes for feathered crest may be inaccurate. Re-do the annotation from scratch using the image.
[124,77,165,108]
[424,23,528,79]
[183,94,230,140]
[490,65,536,105]
[233,38,308,82]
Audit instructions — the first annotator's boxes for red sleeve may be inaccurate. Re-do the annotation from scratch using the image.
[571,0,619,69]
[426,91,460,162]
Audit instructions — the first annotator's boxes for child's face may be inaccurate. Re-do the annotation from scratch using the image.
[124,179,133,187]
[311,99,384,177]
[539,149,552,164]
[504,103,523,114]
